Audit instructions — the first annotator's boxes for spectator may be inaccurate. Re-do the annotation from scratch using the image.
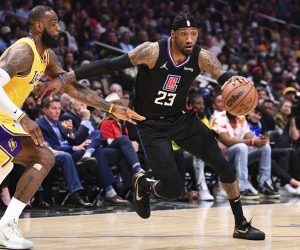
[211,111,280,199]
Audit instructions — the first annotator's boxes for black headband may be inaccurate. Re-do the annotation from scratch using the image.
[172,17,198,30]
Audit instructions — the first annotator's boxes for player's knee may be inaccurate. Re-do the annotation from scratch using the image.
[36,149,55,171]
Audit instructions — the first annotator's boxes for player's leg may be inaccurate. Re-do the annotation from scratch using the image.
[0,136,55,249]
[133,131,182,219]
[174,120,265,240]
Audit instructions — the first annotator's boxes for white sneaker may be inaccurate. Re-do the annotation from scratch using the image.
[0,219,34,249]
[280,184,297,196]
[249,185,258,195]
[198,189,214,201]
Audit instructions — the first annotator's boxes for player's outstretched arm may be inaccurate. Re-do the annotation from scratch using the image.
[36,42,159,99]
[42,50,145,124]
[198,49,251,88]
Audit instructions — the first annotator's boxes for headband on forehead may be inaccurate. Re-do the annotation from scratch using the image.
[172,14,199,31]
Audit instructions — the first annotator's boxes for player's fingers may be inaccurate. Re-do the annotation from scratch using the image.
[34,127,44,147]
[127,118,137,125]
[126,109,146,120]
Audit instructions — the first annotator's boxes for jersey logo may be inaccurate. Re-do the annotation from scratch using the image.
[184,66,194,72]
[160,62,168,70]
[163,74,181,92]
[29,71,44,84]
[8,138,17,152]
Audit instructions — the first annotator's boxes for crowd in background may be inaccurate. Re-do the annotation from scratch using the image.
[0,0,300,208]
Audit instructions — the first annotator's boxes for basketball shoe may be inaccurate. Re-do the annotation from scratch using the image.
[233,218,265,240]
[0,219,34,249]
[132,172,151,219]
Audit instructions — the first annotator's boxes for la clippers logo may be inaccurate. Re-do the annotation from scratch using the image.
[163,74,181,92]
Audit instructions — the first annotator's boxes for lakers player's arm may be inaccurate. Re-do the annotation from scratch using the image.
[198,49,250,86]
[45,49,113,111]
[0,43,33,120]
[0,42,33,77]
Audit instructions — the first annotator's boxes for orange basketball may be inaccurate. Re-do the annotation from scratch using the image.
[222,81,258,116]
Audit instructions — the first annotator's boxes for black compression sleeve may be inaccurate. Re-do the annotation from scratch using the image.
[74,54,134,80]
[217,72,235,86]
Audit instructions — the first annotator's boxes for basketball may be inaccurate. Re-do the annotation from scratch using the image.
[222,80,258,116]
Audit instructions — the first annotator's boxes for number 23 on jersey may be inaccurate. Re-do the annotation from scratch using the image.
[154,74,180,106]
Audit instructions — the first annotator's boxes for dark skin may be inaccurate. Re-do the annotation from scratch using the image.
[36,26,254,200]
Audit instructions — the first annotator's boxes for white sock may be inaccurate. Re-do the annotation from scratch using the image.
[82,148,95,158]
[0,197,26,226]
[105,186,117,198]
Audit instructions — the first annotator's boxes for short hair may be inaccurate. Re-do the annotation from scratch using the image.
[172,12,199,31]
[41,95,60,109]
[27,5,53,28]
[187,94,203,105]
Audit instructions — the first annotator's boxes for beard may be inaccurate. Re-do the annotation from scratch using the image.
[42,29,59,48]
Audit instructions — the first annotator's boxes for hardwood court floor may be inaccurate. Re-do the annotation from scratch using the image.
[18,202,300,250]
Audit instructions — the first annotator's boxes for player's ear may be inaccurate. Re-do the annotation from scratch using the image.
[34,21,43,33]
[171,30,175,38]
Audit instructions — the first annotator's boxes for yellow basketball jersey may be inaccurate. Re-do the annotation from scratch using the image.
[0,37,49,125]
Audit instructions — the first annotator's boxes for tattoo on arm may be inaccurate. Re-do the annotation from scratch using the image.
[63,81,111,112]
[45,49,65,78]
[128,42,159,68]
[0,43,33,78]
[199,49,226,80]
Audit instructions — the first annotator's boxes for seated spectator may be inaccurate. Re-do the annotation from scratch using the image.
[262,99,276,132]
[274,99,293,132]
[211,110,280,200]
[40,96,129,205]
[100,93,145,175]
[247,106,300,195]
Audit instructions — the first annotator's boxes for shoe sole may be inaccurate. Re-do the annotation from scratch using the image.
[240,196,260,200]
[132,173,150,219]
[259,194,281,199]
[233,233,265,240]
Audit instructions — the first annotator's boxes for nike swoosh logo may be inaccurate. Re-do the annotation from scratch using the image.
[135,174,144,201]
[235,228,248,234]
[1,231,9,241]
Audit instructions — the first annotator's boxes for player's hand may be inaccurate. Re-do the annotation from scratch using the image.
[111,105,145,124]
[34,77,63,101]
[19,115,44,146]
[221,76,253,90]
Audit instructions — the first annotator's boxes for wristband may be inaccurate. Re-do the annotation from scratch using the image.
[58,74,65,85]
[217,72,234,86]
[108,103,114,114]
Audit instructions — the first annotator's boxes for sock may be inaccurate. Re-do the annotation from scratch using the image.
[82,148,95,158]
[132,163,144,173]
[105,186,117,198]
[228,196,245,226]
[0,197,26,226]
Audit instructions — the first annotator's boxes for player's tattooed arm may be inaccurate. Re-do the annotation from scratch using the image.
[0,43,33,77]
[44,50,112,111]
[128,42,159,69]
[198,49,226,80]
[45,49,65,78]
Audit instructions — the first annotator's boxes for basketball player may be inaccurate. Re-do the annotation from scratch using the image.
[0,6,144,249]
[37,13,265,240]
